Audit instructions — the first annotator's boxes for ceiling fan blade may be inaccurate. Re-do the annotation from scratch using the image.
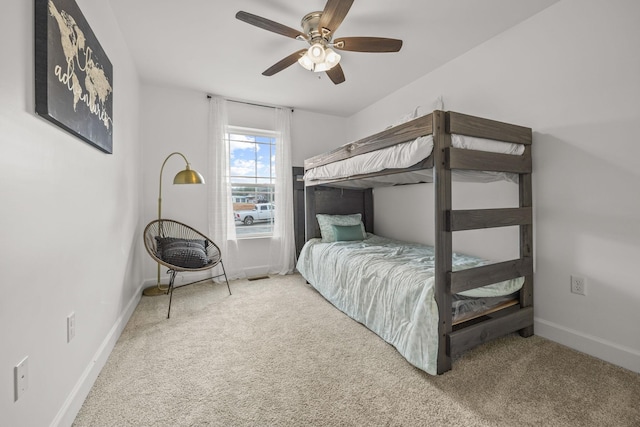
[326,64,346,85]
[262,49,307,76]
[318,0,354,34]
[333,37,403,52]
[236,11,305,40]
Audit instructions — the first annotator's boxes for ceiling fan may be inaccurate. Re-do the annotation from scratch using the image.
[236,0,403,85]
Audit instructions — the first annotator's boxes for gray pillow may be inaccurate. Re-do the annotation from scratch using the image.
[155,237,206,254]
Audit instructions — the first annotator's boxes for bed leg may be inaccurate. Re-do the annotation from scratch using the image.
[518,275,534,338]
[519,325,534,338]
[437,336,452,375]
[437,360,452,375]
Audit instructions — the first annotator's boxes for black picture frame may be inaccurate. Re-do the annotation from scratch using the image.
[35,0,114,154]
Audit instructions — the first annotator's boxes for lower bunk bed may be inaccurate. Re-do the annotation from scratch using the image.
[298,110,534,375]
[297,232,522,375]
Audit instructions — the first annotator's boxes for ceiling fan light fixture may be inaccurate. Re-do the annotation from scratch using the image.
[324,48,341,67]
[314,62,329,72]
[297,53,315,71]
[299,46,341,73]
[308,43,326,64]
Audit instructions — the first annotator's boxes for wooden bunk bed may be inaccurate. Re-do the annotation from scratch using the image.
[299,110,533,375]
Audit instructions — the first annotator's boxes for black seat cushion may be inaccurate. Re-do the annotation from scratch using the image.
[155,237,212,268]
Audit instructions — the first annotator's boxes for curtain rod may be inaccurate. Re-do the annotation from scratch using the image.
[206,94,294,112]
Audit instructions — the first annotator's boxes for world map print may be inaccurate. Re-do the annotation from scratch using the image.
[35,0,113,153]
[48,0,112,131]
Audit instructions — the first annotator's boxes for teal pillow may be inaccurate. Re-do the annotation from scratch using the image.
[316,213,365,243]
[331,224,366,241]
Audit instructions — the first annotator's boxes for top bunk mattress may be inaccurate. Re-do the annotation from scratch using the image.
[304,133,525,185]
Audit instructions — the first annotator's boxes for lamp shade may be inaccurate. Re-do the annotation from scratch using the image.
[308,43,326,64]
[173,166,205,185]
[298,53,315,71]
[324,48,341,68]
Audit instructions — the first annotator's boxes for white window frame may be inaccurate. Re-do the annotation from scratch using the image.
[227,125,279,239]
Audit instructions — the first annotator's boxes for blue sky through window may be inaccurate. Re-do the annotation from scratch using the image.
[229,132,276,184]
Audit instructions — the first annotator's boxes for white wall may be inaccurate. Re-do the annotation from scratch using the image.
[2,1,634,424]
[0,0,142,425]
[139,84,347,282]
[348,0,640,372]
[371,181,521,262]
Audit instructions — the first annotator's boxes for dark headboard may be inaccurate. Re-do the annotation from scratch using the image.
[304,186,374,240]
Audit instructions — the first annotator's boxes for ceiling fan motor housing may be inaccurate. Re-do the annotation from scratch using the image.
[301,12,332,46]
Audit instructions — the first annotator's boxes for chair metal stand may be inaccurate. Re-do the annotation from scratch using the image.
[166,261,231,319]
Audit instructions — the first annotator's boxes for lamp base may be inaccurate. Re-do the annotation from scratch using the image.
[142,285,169,297]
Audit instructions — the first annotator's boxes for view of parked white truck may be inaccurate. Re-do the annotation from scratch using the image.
[233,203,275,225]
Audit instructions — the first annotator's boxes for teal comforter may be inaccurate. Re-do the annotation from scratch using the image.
[296,234,523,375]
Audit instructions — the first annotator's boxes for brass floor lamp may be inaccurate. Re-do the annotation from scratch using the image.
[143,152,205,297]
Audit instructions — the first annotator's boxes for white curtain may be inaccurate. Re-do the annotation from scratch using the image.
[207,96,244,280]
[269,107,296,275]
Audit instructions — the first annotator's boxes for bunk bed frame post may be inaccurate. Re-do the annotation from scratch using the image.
[433,110,453,374]
[519,145,534,337]
[305,185,317,242]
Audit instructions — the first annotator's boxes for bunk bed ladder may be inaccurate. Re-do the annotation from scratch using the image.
[434,111,534,373]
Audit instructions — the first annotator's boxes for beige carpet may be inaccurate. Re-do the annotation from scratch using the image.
[74,274,640,426]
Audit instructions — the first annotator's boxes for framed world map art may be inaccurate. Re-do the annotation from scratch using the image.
[35,0,113,154]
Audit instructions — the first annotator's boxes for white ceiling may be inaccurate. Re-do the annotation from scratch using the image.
[107,0,559,117]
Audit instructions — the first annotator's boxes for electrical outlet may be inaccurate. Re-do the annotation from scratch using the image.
[67,312,76,342]
[14,356,28,401]
[571,275,586,296]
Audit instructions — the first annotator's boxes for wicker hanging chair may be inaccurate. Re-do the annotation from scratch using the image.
[143,219,231,318]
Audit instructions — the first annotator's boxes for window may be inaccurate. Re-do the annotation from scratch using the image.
[227,126,278,238]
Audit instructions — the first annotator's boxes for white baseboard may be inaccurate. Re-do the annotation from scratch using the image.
[51,282,145,427]
[534,317,640,374]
